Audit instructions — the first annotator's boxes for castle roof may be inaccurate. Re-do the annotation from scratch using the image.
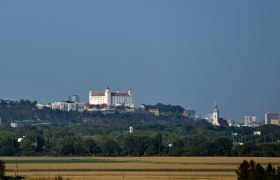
[90,86,131,97]
[91,92,105,96]
[218,118,228,126]
[111,92,130,97]
[91,92,130,97]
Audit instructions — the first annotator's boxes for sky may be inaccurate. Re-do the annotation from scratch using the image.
[0,1,280,122]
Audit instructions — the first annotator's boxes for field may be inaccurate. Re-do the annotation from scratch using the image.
[1,157,280,180]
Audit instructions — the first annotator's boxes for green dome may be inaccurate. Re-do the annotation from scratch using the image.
[213,105,219,113]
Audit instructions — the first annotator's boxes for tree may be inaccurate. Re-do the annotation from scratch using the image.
[248,160,256,179]
[266,163,276,179]
[235,160,249,180]
[276,166,280,179]
[19,132,44,156]
[82,139,100,156]
[234,143,259,157]
[100,138,120,156]
[0,160,5,178]
[236,160,280,180]
[212,137,233,156]
[254,163,266,180]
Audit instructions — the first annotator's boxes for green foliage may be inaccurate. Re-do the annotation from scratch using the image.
[212,137,233,156]
[236,160,249,180]
[255,163,266,180]
[99,138,120,156]
[144,103,185,114]
[234,143,259,157]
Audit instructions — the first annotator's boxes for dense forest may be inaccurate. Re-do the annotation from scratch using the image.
[0,100,280,157]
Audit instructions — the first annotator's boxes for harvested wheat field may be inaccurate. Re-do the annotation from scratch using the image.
[2,157,280,180]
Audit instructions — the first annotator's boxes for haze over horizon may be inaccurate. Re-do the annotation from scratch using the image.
[1,1,280,122]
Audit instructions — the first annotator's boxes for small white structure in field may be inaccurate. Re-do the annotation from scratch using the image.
[129,126,134,134]
[18,136,25,143]
[254,131,261,136]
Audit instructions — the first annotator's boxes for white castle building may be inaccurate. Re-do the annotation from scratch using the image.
[89,86,133,107]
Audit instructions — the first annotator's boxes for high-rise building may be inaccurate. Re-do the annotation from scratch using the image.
[244,116,257,127]
[265,113,279,125]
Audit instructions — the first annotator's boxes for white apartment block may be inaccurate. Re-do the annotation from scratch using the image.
[36,103,53,109]
[244,116,257,127]
[51,101,84,112]
[89,86,133,107]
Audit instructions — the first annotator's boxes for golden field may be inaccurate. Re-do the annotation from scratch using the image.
[1,157,280,180]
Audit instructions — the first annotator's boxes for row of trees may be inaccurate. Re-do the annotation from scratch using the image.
[0,124,280,157]
[236,160,280,180]
[144,103,185,114]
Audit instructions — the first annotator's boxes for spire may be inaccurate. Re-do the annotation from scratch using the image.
[106,86,110,90]
[214,102,219,113]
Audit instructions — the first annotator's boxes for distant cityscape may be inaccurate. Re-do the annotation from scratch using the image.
[0,85,279,128]
[1,85,280,159]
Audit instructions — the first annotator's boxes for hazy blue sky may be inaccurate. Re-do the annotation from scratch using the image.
[0,1,280,121]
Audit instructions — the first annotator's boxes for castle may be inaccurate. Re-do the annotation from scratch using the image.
[89,86,133,107]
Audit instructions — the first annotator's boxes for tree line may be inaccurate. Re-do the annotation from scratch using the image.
[0,124,280,157]
[236,160,280,180]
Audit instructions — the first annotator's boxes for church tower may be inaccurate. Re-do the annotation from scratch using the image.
[212,104,220,126]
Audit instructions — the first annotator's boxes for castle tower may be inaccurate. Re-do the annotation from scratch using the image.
[89,89,93,104]
[212,104,220,126]
[128,88,132,105]
[104,86,111,106]
[128,88,132,96]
